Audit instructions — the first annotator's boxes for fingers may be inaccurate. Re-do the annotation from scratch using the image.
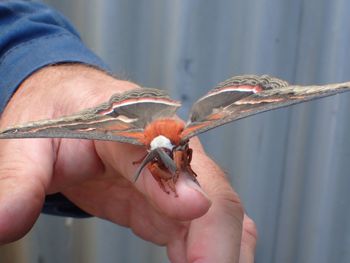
[94,140,212,221]
[183,149,257,263]
[0,139,53,244]
[239,215,258,263]
[184,176,245,262]
[183,199,244,263]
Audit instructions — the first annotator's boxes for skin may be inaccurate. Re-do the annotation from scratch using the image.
[0,64,257,263]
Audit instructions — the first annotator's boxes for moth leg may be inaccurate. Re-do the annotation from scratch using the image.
[186,147,200,186]
[173,150,183,184]
[148,162,178,197]
[166,179,177,197]
[174,147,199,185]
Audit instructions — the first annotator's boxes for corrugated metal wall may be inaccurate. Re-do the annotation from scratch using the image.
[3,0,350,262]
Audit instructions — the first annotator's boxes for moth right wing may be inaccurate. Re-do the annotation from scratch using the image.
[181,75,350,142]
[0,88,181,145]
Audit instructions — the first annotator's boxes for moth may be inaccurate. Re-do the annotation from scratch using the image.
[0,75,349,195]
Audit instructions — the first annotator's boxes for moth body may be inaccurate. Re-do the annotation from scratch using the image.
[142,118,184,147]
[134,118,197,196]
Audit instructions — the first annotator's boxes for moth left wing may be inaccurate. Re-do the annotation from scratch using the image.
[181,75,350,141]
[0,88,181,145]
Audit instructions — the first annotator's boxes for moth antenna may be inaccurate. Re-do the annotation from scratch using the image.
[133,148,177,182]
[133,150,158,182]
[155,148,177,174]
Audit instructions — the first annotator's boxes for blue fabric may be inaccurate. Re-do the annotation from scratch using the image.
[43,193,91,218]
[0,0,110,112]
[0,0,112,217]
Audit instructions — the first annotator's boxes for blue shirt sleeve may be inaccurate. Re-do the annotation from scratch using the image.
[0,0,110,112]
[0,0,113,218]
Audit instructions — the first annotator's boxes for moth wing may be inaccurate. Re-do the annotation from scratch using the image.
[181,75,350,141]
[0,88,181,145]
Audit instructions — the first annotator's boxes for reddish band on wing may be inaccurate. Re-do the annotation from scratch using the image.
[212,85,263,94]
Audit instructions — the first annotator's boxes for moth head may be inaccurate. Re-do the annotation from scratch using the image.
[134,135,177,182]
[149,135,174,152]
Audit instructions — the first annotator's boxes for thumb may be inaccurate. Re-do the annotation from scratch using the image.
[0,139,53,244]
[95,139,212,221]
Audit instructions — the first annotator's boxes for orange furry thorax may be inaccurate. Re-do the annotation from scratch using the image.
[143,118,185,146]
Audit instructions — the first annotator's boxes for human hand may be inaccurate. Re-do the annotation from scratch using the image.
[0,64,257,262]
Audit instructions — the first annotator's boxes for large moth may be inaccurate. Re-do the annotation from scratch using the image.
[0,75,349,195]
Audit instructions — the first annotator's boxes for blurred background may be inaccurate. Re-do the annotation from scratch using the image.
[2,0,350,262]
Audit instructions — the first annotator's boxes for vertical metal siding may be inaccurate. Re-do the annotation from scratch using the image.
[5,0,350,262]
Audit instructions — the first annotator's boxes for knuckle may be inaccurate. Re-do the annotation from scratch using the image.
[242,214,258,242]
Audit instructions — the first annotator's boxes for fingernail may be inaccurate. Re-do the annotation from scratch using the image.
[184,173,211,201]
[193,259,208,263]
